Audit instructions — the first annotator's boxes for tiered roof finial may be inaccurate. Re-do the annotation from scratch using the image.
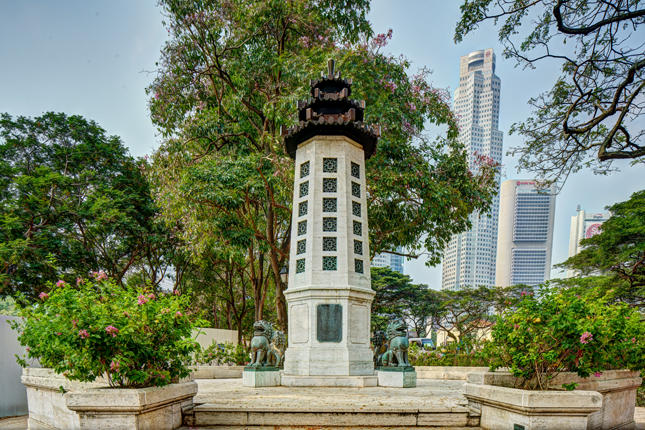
[282,59,379,160]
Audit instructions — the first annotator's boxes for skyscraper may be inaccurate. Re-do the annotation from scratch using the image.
[442,48,504,290]
[495,180,557,288]
[372,247,404,274]
[567,208,611,278]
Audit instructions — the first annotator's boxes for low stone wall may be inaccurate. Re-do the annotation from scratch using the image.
[464,370,641,430]
[190,365,244,379]
[21,368,109,430]
[22,368,196,430]
[66,382,197,430]
[415,366,488,380]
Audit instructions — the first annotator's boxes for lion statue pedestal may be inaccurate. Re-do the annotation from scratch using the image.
[243,321,285,387]
[375,320,417,388]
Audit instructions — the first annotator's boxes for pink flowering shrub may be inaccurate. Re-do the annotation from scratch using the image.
[10,276,204,388]
[486,284,645,390]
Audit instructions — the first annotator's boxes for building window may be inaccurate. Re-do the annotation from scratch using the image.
[297,220,307,236]
[323,158,337,173]
[299,181,309,198]
[351,162,360,179]
[322,256,337,271]
[352,201,361,217]
[355,259,363,274]
[296,239,306,255]
[298,201,308,217]
[322,198,337,212]
[322,237,337,252]
[352,182,361,198]
[354,240,363,255]
[322,178,337,193]
[323,217,337,232]
[353,220,362,236]
[300,161,310,178]
[296,258,306,273]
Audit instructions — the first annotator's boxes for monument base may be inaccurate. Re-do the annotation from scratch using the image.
[377,367,417,388]
[280,374,377,387]
[243,367,281,387]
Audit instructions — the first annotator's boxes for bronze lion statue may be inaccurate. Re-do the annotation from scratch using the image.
[249,320,274,366]
[380,320,410,367]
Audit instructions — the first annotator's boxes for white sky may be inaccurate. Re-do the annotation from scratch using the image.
[1,1,643,289]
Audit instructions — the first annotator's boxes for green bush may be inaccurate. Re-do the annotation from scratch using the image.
[193,341,250,366]
[487,284,645,390]
[409,338,489,367]
[10,273,204,388]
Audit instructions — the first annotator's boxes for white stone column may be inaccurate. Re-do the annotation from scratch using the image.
[282,135,376,387]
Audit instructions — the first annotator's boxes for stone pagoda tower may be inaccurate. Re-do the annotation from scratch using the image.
[280,59,380,387]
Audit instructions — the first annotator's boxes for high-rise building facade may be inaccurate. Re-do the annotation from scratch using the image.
[567,208,611,278]
[442,48,504,290]
[495,180,557,288]
[372,247,404,274]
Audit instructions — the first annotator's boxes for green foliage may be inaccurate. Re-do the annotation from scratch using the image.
[556,190,645,307]
[11,275,204,388]
[0,297,17,316]
[193,341,251,366]
[409,338,489,367]
[147,0,499,332]
[0,112,180,301]
[455,1,645,186]
[432,285,525,343]
[637,381,645,407]
[370,267,438,336]
[487,284,645,390]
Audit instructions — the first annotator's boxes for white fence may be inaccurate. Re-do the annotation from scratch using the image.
[0,316,29,418]
[193,327,238,348]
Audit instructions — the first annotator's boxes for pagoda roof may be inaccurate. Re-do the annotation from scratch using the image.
[282,59,379,160]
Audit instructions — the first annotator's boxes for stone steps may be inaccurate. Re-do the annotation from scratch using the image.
[183,404,481,428]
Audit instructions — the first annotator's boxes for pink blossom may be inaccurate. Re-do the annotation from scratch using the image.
[632,338,636,343]
[110,361,120,371]
[56,332,62,336]
[78,329,89,339]
[137,295,149,305]
[39,292,49,300]
[580,331,593,344]
[72,319,78,326]
[514,324,519,329]
[76,277,85,286]
[92,271,108,281]
[56,280,66,288]
[148,293,155,300]
[105,325,119,338]
[594,371,602,377]
[173,290,181,296]
[175,311,183,317]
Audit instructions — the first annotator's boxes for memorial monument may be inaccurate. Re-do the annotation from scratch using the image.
[280,59,380,387]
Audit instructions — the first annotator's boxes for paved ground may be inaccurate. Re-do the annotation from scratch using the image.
[194,378,469,410]
[0,416,27,430]
[4,391,645,429]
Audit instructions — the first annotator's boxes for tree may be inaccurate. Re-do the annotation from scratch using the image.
[456,1,645,186]
[432,286,494,343]
[0,112,178,301]
[147,0,499,330]
[556,190,645,307]
[370,266,438,336]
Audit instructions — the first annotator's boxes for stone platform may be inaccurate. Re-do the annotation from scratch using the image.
[184,378,480,428]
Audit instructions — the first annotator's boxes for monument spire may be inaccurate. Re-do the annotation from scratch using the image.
[280,62,379,387]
